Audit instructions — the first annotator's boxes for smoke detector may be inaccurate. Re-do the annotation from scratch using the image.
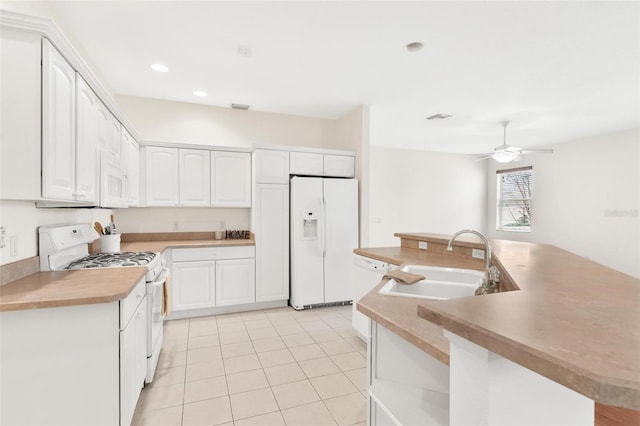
[426,114,452,120]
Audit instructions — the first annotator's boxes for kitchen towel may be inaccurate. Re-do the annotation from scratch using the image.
[383,269,425,285]
[162,271,172,316]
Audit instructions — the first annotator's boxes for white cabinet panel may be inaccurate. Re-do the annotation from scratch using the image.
[255,184,289,302]
[254,149,289,184]
[211,151,251,207]
[323,154,355,177]
[290,152,323,176]
[180,149,211,206]
[124,131,139,206]
[42,39,75,200]
[108,114,122,163]
[145,146,179,206]
[74,75,98,204]
[120,297,147,426]
[0,29,41,200]
[215,259,256,306]
[172,260,216,311]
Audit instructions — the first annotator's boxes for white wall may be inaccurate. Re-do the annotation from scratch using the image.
[486,128,640,278]
[115,207,250,234]
[368,147,487,247]
[115,95,340,149]
[0,201,113,265]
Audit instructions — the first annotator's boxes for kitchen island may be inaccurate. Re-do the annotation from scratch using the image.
[356,232,640,425]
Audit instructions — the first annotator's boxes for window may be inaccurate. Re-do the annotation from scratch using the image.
[496,166,532,232]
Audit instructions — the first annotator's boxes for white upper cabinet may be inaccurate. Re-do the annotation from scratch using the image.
[323,154,355,178]
[145,146,179,206]
[123,129,139,206]
[254,149,290,184]
[42,39,76,201]
[74,75,98,203]
[290,152,323,176]
[180,149,211,206]
[211,151,251,207]
[0,29,41,200]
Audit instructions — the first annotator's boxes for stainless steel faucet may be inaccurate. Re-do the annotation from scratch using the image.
[447,229,499,294]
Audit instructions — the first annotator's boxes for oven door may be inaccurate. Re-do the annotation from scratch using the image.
[146,266,168,383]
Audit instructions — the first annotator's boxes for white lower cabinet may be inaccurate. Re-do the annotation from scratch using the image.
[0,278,148,426]
[170,246,256,314]
[120,294,147,426]
[216,259,256,306]
[369,321,449,426]
[172,260,216,311]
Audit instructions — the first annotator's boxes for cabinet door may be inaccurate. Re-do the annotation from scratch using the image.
[211,151,251,207]
[172,260,216,311]
[42,39,75,200]
[75,75,98,203]
[323,154,355,178]
[255,184,290,302]
[108,115,122,163]
[254,150,289,184]
[180,149,211,206]
[120,299,146,426]
[145,146,179,206]
[123,130,139,206]
[215,259,256,306]
[95,101,111,152]
[290,152,323,176]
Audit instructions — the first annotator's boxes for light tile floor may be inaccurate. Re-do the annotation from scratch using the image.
[132,305,368,426]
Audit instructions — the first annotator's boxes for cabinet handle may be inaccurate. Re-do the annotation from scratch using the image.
[136,293,143,299]
[136,311,144,319]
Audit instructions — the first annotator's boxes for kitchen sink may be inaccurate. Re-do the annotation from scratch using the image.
[379,265,484,300]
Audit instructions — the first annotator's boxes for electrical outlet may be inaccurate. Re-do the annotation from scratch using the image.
[10,235,18,257]
[0,226,5,248]
[172,221,179,231]
[472,248,485,259]
[418,241,428,250]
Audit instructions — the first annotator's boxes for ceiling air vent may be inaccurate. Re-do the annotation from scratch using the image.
[426,114,452,120]
[231,103,250,110]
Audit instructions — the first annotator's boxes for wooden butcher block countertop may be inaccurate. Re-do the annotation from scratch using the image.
[0,233,254,312]
[356,233,640,410]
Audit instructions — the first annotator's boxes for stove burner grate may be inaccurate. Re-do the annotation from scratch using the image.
[66,251,157,270]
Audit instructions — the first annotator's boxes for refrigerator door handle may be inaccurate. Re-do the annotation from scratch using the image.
[321,196,327,257]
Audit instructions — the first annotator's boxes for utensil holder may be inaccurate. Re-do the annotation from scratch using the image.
[100,234,121,253]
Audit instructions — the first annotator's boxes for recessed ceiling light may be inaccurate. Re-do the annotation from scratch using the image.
[193,90,207,97]
[150,63,169,72]
[405,42,423,52]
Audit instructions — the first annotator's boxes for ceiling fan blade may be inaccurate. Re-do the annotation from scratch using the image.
[520,148,554,154]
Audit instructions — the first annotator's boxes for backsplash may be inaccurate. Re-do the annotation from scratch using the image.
[114,207,251,234]
[0,200,113,266]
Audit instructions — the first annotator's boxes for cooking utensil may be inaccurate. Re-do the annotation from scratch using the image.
[104,225,111,235]
[94,222,104,235]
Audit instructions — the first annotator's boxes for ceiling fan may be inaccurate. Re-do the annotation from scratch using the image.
[477,121,554,163]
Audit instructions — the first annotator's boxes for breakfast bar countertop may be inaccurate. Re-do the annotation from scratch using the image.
[356,233,640,410]
[417,239,640,410]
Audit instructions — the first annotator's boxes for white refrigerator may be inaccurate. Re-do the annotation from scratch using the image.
[290,176,359,309]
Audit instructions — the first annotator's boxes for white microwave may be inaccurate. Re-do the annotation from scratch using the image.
[100,152,129,208]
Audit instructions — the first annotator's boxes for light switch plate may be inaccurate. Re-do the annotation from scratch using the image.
[418,241,428,250]
[472,248,485,259]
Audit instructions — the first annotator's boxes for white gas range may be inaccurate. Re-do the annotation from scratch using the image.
[38,223,167,383]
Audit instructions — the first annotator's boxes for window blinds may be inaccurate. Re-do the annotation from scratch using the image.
[496,166,532,232]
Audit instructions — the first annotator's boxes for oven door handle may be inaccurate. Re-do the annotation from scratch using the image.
[150,267,169,288]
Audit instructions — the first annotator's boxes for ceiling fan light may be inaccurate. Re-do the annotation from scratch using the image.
[493,151,519,163]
